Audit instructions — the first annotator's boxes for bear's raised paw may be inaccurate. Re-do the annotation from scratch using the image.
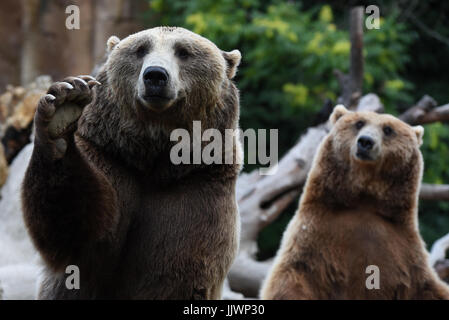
[34,75,100,158]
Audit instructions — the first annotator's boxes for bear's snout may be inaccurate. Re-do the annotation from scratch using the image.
[355,135,379,161]
[143,66,169,89]
[138,65,176,112]
[357,136,374,151]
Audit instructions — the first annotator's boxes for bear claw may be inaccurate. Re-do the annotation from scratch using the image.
[35,76,99,146]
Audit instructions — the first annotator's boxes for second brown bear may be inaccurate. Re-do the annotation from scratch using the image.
[261,105,449,300]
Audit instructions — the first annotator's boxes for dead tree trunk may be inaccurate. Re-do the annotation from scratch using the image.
[335,6,364,110]
[348,6,364,108]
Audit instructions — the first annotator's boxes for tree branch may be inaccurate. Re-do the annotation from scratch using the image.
[399,95,436,123]
[407,12,449,48]
[420,183,449,201]
[415,104,449,125]
[399,95,449,125]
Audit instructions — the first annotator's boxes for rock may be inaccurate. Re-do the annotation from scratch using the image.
[0,264,40,300]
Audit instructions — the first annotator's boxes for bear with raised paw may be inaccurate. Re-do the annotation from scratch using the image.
[261,105,449,300]
[22,27,242,299]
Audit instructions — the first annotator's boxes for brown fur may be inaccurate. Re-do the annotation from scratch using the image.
[22,27,242,299]
[261,106,449,300]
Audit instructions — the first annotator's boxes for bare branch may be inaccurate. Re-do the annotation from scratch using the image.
[399,95,449,125]
[399,95,436,123]
[407,12,449,48]
[414,104,449,125]
[420,183,449,201]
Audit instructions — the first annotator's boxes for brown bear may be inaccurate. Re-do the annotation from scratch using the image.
[21,27,242,299]
[261,105,449,300]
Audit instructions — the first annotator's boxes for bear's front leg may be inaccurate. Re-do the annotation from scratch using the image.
[22,76,119,274]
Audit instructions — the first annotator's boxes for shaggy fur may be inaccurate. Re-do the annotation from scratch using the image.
[261,105,449,300]
[21,27,242,299]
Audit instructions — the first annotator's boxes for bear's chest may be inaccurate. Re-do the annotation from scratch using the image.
[294,208,423,298]
[110,175,238,298]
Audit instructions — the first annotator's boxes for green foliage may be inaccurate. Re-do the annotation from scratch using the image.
[422,123,449,185]
[363,14,417,113]
[148,0,416,159]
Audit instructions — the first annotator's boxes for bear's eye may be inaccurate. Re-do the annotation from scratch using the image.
[355,120,365,130]
[136,45,147,59]
[176,47,190,60]
[383,126,394,136]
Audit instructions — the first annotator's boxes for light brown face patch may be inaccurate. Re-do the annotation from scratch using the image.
[329,107,424,175]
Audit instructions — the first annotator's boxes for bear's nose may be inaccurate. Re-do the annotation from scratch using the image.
[143,66,169,87]
[357,136,375,151]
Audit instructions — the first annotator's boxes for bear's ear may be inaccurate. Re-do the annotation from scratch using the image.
[107,36,121,53]
[222,49,241,79]
[412,125,424,146]
[330,104,350,125]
